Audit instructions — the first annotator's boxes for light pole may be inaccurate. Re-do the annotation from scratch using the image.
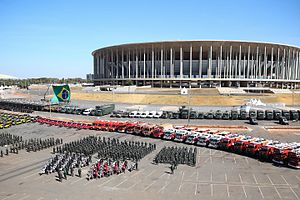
[187,89,191,126]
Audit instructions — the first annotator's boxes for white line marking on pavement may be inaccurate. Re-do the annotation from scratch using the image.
[239,174,243,183]
[158,181,169,193]
[245,157,249,165]
[210,172,213,182]
[242,186,247,198]
[296,176,300,182]
[253,174,258,184]
[258,186,264,199]
[36,197,44,200]
[280,175,289,185]
[274,186,282,199]
[290,187,300,200]
[234,157,237,164]
[227,184,230,197]
[194,183,198,195]
[113,178,128,188]
[145,169,157,178]
[144,181,157,192]
[225,173,228,182]
[267,175,274,185]
[210,184,213,197]
[210,156,212,164]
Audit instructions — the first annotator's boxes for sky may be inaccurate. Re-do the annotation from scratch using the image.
[0,0,300,79]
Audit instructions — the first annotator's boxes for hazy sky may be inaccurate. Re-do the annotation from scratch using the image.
[0,0,299,79]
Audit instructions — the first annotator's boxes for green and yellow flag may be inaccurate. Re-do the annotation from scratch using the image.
[52,84,71,102]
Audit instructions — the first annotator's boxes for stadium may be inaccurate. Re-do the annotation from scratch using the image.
[92,40,300,88]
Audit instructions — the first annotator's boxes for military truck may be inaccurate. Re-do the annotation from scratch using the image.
[179,106,189,119]
[249,109,257,119]
[257,110,265,120]
[273,110,282,120]
[222,111,230,120]
[214,110,223,119]
[282,110,291,120]
[290,110,299,121]
[197,112,205,119]
[231,110,239,120]
[265,110,274,120]
[239,109,248,120]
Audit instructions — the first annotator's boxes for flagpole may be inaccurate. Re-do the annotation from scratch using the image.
[49,84,52,118]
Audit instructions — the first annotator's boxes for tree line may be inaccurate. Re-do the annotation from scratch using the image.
[0,78,92,89]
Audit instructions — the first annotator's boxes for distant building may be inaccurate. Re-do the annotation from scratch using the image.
[0,74,18,80]
[92,40,300,88]
[86,73,94,81]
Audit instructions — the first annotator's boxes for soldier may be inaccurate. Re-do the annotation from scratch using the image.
[5,148,9,156]
[78,167,82,178]
[58,169,63,182]
[0,150,3,157]
[170,164,174,174]
[63,169,67,180]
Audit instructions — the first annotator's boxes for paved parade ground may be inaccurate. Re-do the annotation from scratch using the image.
[0,119,299,200]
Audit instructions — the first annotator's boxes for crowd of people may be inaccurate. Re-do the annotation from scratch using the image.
[154,146,197,172]
[0,133,62,157]
[41,136,156,182]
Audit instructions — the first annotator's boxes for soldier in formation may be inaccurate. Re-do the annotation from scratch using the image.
[41,135,155,182]
[0,133,62,157]
[154,146,197,167]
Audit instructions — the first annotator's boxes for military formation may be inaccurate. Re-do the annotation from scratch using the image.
[40,152,90,182]
[0,133,62,157]
[154,146,197,168]
[41,136,156,182]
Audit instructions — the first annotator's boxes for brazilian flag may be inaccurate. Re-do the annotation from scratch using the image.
[52,84,71,102]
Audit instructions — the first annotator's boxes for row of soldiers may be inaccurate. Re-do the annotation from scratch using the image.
[154,146,197,167]
[0,135,63,157]
[59,136,156,160]
[0,133,22,146]
[40,152,90,182]
[41,136,155,182]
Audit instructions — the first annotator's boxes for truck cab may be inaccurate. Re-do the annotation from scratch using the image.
[273,143,300,165]
[233,136,255,154]
[288,149,300,169]
[185,132,202,144]
[208,135,224,149]
[163,129,177,140]
[219,134,243,151]
[245,138,269,156]
[174,130,190,142]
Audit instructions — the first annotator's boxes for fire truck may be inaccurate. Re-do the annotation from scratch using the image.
[233,136,255,154]
[219,134,244,151]
[125,122,138,134]
[196,130,219,147]
[185,132,203,144]
[273,143,300,165]
[141,124,157,137]
[151,126,164,138]
[245,138,269,157]
[258,141,281,161]
[288,148,300,169]
[174,130,191,142]
[133,123,147,135]
[163,129,177,140]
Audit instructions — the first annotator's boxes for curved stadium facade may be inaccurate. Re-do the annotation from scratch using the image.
[92,40,300,88]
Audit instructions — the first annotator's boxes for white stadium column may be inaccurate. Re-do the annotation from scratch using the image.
[276,48,280,79]
[283,49,286,79]
[229,46,232,78]
[218,45,223,78]
[264,46,267,79]
[270,48,274,79]
[256,47,259,79]
[128,50,131,79]
[135,49,138,79]
[199,46,202,78]
[170,48,173,78]
[161,47,163,78]
[239,45,242,78]
[143,49,146,79]
[116,49,119,79]
[288,49,291,80]
[121,49,124,79]
[180,46,183,78]
[247,46,250,79]
[190,44,192,78]
[152,47,154,79]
